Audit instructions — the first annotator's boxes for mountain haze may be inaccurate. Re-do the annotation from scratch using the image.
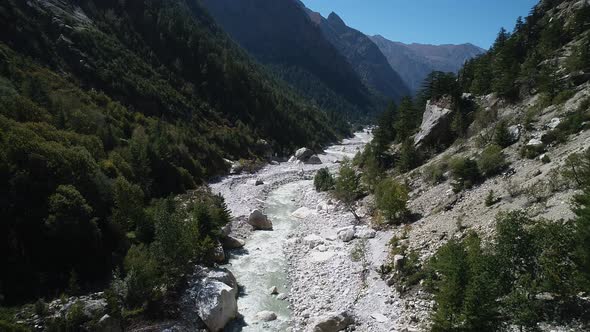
[306,10,410,102]
[200,0,384,121]
[371,35,485,93]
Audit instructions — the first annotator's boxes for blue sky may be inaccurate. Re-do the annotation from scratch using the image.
[300,0,539,49]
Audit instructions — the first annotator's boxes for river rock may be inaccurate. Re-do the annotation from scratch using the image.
[96,314,122,332]
[308,311,354,332]
[248,210,273,230]
[255,179,264,186]
[337,227,355,242]
[414,98,455,147]
[306,155,322,165]
[207,268,238,299]
[221,236,245,250]
[292,207,313,219]
[255,310,277,322]
[288,156,297,163]
[196,280,237,331]
[354,226,376,239]
[277,293,288,300]
[295,147,314,161]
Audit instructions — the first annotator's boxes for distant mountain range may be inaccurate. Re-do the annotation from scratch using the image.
[200,0,386,121]
[306,10,409,102]
[201,0,484,112]
[370,35,486,93]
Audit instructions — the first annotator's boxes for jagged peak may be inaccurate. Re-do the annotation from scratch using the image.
[327,11,346,27]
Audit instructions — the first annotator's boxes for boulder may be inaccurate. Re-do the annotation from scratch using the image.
[207,268,238,299]
[277,293,288,300]
[248,210,273,230]
[527,138,544,146]
[288,156,297,163]
[306,155,322,165]
[292,207,313,219]
[337,227,355,242]
[308,311,354,332]
[255,179,264,186]
[268,286,279,295]
[354,226,376,239]
[508,124,522,143]
[221,236,245,250]
[196,281,238,331]
[295,147,314,161]
[414,99,455,147]
[547,118,561,130]
[96,314,122,332]
[255,310,277,322]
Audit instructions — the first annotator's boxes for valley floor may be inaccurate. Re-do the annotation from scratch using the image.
[209,131,410,331]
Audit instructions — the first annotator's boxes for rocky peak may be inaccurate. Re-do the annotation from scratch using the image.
[327,12,346,28]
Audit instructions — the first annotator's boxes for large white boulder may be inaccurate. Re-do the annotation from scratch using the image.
[308,311,354,332]
[414,99,455,147]
[196,281,238,331]
[248,209,273,230]
[355,226,376,239]
[295,147,314,161]
[337,227,355,242]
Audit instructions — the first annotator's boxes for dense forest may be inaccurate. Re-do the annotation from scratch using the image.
[0,0,351,310]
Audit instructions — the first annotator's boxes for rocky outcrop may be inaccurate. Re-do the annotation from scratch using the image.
[184,267,238,332]
[308,311,354,332]
[295,147,315,161]
[247,209,273,230]
[306,155,323,165]
[414,98,455,147]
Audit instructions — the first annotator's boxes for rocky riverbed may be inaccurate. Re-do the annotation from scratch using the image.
[203,130,412,331]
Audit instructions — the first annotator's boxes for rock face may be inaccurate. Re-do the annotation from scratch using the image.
[295,147,315,161]
[247,209,273,230]
[415,98,455,147]
[308,311,354,332]
[306,154,323,164]
[188,268,238,332]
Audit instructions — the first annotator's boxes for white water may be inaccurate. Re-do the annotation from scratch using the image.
[225,181,306,331]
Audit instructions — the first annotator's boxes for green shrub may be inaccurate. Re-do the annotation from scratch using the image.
[397,138,421,173]
[334,159,362,220]
[375,178,409,225]
[422,161,447,185]
[314,168,335,192]
[478,144,508,177]
[34,298,49,317]
[449,157,481,192]
[485,190,499,207]
[520,143,546,159]
[494,120,514,148]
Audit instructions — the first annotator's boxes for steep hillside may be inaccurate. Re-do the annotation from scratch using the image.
[306,11,410,102]
[348,0,590,330]
[200,0,384,121]
[371,35,485,93]
[0,0,343,305]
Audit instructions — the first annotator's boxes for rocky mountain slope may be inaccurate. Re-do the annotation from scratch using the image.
[371,35,485,93]
[306,10,410,102]
[200,0,386,121]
